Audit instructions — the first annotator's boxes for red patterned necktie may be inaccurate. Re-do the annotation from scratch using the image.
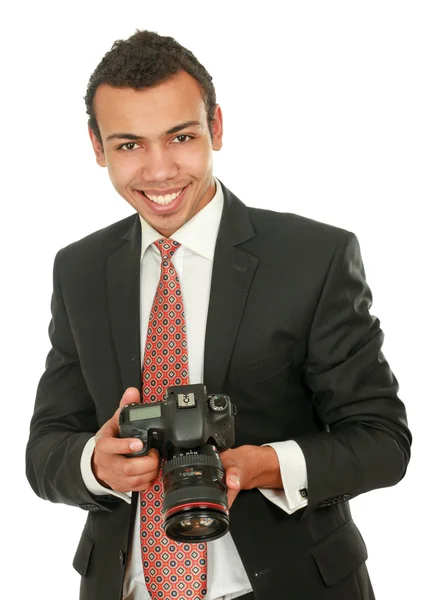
[140,238,207,600]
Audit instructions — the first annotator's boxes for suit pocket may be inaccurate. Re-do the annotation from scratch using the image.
[310,520,368,587]
[234,340,294,386]
[73,528,94,577]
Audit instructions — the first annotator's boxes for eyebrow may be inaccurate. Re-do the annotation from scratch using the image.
[105,120,203,142]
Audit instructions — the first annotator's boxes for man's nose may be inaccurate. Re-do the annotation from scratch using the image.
[141,146,178,181]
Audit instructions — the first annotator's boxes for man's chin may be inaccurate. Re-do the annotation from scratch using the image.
[140,212,184,238]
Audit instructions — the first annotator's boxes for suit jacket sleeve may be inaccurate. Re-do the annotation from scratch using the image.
[296,231,411,517]
[26,249,117,511]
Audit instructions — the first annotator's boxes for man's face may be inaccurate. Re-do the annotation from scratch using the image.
[89,71,223,237]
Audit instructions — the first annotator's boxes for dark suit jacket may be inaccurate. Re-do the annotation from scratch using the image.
[26,180,411,600]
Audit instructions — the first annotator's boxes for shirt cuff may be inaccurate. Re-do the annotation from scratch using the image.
[80,436,132,504]
[258,440,308,514]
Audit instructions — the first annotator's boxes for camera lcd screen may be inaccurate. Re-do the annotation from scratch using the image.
[130,405,162,421]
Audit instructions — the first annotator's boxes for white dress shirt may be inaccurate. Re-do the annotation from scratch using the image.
[80,177,308,600]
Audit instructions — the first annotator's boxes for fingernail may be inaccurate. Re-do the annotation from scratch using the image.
[130,440,143,451]
[229,475,240,488]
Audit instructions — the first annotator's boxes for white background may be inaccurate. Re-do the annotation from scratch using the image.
[2,1,439,598]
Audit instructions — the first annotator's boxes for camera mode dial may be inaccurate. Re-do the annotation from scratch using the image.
[209,395,228,413]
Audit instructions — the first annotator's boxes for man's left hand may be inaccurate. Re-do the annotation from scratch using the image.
[220,445,283,508]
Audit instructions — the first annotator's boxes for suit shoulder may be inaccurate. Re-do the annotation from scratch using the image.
[247,206,354,246]
[56,214,138,262]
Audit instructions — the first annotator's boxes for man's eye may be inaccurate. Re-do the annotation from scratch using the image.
[172,134,193,144]
[118,142,140,151]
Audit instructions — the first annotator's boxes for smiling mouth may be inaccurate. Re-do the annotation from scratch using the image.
[140,185,188,205]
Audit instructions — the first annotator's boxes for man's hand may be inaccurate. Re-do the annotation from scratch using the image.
[92,387,161,493]
[221,445,283,508]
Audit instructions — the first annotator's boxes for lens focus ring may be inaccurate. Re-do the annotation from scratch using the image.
[163,452,221,476]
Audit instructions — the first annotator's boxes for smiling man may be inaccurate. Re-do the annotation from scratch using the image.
[89,73,222,237]
[26,30,411,600]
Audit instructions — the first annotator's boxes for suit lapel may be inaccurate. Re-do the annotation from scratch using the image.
[204,182,259,392]
[107,216,142,393]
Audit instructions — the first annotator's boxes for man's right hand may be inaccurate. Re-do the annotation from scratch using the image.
[92,387,161,493]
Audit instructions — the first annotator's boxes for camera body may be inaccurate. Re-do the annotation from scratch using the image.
[119,384,236,542]
[119,383,236,458]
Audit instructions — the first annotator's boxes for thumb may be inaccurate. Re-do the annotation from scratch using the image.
[119,387,141,408]
[105,388,141,436]
[226,468,241,490]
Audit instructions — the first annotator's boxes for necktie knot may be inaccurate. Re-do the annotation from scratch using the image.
[154,238,180,262]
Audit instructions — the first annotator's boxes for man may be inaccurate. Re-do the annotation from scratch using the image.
[26,30,411,600]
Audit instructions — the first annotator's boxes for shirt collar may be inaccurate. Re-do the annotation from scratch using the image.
[139,177,224,261]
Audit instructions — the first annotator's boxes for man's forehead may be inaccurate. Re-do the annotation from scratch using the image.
[93,73,207,136]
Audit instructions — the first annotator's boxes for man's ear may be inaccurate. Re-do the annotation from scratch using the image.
[88,127,106,167]
[211,104,223,151]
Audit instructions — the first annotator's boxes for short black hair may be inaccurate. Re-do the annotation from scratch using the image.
[84,29,217,146]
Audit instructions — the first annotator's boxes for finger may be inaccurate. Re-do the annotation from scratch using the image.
[96,435,146,456]
[115,463,162,492]
[114,387,141,431]
[225,468,241,508]
[105,472,159,494]
[120,455,161,478]
[122,449,161,491]
[128,478,159,493]
[95,452,160,491]
[147,447,160,461]
[226,469,241,491]
[227,488,239,508]
[114,387,142,426]
[219,448,233,467]
[119,387,141,408]
[102,388,142,438]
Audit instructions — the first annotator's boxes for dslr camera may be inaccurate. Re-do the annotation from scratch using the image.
[119,383,236,542]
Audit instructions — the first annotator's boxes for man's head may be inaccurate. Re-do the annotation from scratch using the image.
[85,30,223,237]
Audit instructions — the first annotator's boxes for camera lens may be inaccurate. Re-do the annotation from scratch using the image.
[181,517,215,529]
[166,511,229,541]
[162,444,230,542]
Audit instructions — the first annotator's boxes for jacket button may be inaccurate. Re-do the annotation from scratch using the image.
[79,503,99,511]
[119,550,125,566]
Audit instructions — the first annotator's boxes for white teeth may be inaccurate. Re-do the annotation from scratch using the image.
[144,188,184,205]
